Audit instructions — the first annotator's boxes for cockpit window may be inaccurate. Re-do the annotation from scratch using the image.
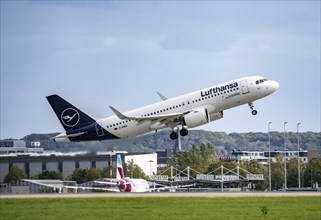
[255,78,268,85]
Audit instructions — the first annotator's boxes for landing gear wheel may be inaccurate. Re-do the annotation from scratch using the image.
[180,128,189,136]
[170,131,178,140]
[248,102,258,116]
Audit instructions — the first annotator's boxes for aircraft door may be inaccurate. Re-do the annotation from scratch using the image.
[95,122,105,137]
[240,80,250,94]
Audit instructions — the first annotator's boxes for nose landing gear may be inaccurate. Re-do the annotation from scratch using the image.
[248,102,257,115]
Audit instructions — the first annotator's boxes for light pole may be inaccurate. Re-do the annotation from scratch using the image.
[268,122,272,192]
[284,122,288,189]
[297,123,301,190]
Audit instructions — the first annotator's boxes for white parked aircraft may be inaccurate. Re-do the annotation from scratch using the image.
[60,154,149,192]
[114,154,150,192]
[47,76,279,142]
[64,154,193,193]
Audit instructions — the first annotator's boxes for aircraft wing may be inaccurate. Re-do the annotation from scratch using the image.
[109,106,188,125]
[94,180,118,185]
[64,185,120,192]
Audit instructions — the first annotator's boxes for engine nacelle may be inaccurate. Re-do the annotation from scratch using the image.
[118,179,132,192]
[209,111,223,122]
[183,108,210,128]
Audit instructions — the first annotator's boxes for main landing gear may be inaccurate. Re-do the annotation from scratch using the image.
[170,126,188,140]
[248,102,257,115]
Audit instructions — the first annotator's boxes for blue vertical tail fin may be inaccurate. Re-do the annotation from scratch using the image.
[46,94,95,132]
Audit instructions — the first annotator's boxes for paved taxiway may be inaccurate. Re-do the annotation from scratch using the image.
[1,191,320,199]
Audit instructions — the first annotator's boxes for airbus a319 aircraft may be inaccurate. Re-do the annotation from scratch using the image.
[47,76,279,142]
[65,154,192,192]
[112,154,150,192]
[63,154,150,192]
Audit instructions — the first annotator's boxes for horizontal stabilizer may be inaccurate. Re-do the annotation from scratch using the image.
[51,132,84,140]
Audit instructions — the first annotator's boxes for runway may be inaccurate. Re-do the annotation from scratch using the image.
[1,191,320,199]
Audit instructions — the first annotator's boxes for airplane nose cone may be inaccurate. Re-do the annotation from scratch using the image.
[271,81,279,91]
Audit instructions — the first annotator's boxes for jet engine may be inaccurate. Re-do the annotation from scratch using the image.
[183,109,224,128]
[183,108,210,128]
[209,111,224,122]
[118,179,132,192]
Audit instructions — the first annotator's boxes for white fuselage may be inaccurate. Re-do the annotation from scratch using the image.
[50,76,279,142]
[126,178,150,192]
[97,76,279,139]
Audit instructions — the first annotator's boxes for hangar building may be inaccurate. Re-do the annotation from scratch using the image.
[0,140,160,182]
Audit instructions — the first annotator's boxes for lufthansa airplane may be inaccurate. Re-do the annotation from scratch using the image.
[47,76,279,142]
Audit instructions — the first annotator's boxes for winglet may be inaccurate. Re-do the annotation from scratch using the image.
[109,106,131,120]
[156,91,168,101]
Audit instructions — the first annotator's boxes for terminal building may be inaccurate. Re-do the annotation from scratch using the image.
[0,140,162,182]
[0,140,44,154]
[231,150,308,165]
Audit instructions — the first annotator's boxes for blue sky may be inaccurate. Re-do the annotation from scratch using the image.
[1,1,320,139]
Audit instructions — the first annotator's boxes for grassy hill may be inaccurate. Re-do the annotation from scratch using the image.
[21,130,320,154]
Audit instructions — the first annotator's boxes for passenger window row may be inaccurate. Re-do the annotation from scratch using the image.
[107,87,240,129]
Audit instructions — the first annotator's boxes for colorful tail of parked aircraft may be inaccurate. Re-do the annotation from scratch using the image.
[114,155,150,192]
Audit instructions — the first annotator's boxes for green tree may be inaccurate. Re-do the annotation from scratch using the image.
[271,156,284,190]
[303,159,321,187]
[100,167,116,179]
[123,159,148,179]
[240,160,264,174]
[240,160,267,190]
[36,170,63,180]
[3,166,27,184]
[70,169,87,184]
[70,168,102,184]
[166,142,216,176]
[85,168,101,182]
[207,161,239,175]
[286,158,306,188]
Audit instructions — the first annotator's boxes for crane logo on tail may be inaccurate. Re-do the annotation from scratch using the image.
[61,108,80,127]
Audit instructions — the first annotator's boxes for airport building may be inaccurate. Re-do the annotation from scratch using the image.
[0,140,161,182]
[0,152,159,183]
[231,150,309,165]
[0,140,44,154]
[1,140,319,183]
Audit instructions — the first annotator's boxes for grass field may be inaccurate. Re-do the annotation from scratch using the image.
[1,196,320,220]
